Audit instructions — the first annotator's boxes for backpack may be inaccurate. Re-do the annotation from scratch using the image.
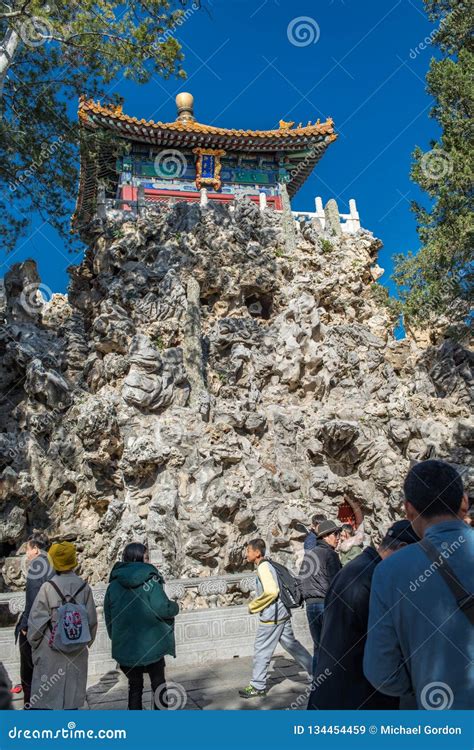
[47,579,91,653]
[265,558,304,610]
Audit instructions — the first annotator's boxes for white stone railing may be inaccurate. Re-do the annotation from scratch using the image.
[100,190,362,237]
[0,573,316,680]
[101,188,360,230]
[292,196,360,234]
[0,572,257,617]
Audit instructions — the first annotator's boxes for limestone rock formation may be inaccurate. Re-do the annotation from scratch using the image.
[1,198,472,588]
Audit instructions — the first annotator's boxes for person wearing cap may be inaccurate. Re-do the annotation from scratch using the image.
[299,519,342,673]
[27,541,97,710]
[308,520,419,710]
[304,514,328,551]
[364,460,473,710]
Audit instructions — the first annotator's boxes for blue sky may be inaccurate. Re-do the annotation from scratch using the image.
[2,0,440,297]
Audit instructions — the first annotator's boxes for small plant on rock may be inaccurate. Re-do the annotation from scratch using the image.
[152,335,165,350]
[320,239,333,254]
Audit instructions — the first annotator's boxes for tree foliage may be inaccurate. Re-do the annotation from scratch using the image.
[393,0,473,338]
[0,0,195,251]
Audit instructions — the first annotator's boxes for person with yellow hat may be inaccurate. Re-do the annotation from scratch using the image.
[27,541,97,710]
[48,541,78,572]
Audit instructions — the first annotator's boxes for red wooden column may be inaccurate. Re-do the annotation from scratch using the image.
[120,185,138,211]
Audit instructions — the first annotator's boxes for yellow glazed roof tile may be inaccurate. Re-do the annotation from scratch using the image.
[78,97,335,139]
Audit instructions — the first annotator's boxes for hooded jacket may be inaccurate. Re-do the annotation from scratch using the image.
[104,562,179,668]
[339,544,364,566]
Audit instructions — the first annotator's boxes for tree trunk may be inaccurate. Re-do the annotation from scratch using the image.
[0,27,20,110]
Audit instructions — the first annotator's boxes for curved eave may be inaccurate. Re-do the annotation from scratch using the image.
[287,137,337,196]
[78,99,336,153]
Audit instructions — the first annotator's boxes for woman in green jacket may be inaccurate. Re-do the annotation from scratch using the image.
[104,543,179,710]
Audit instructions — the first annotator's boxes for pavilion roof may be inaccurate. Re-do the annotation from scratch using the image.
[78,97,337,155]
[73,95,337,235]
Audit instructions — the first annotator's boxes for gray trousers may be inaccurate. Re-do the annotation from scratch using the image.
[251,618,312,691]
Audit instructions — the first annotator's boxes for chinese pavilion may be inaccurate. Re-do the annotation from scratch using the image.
[73,92,337,233]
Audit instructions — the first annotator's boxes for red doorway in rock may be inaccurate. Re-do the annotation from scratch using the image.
[337,498,363,529]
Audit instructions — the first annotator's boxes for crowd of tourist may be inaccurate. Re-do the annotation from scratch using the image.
[5,459,474,711]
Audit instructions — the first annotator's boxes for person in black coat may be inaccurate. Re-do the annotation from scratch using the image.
[307,520,419,710]
[300,520,342,673]
[14,533,53,708]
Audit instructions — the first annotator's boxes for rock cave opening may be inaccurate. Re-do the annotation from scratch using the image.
[199,293,220,311]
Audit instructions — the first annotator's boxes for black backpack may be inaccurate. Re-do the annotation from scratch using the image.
[265,558,304,610]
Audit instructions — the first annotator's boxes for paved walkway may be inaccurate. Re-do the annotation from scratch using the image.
[87,655,311,710]
[12,656,311,711]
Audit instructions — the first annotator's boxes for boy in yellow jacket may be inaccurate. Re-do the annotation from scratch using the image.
[239,538,312,698]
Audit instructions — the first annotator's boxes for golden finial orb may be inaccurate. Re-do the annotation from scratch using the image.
[175,92,195,122]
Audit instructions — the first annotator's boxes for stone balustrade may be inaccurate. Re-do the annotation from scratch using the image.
[0,574,313,687]
[293,196,361,234]
[100,192,361,235]
[0,572,257,618]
